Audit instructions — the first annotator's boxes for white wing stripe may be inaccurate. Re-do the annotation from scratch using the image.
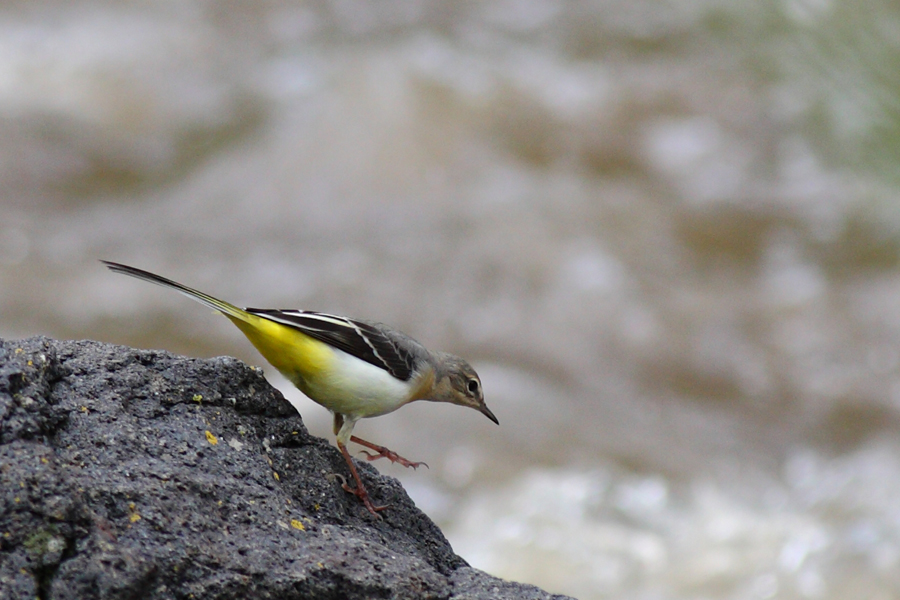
[258,311,353,332]
[351,320,391,373]
[276,311,355,328]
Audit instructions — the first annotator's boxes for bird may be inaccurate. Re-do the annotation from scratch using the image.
[101,261,498,517]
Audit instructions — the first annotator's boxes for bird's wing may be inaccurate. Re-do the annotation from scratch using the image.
[244,309,418,381]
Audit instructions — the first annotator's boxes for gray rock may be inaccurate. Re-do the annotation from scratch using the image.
[0,337,573,600]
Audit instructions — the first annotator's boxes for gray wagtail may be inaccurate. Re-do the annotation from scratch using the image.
[102,261,498,517]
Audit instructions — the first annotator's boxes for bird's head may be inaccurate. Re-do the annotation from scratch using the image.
[427,352,498,425]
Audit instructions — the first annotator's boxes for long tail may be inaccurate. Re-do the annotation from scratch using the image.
[101,261,250,322]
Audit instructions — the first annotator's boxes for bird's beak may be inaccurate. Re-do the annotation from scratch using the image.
[479,403,499,425]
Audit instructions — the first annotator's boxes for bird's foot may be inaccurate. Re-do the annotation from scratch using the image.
[334,474,389,517]
[358,447,428,469]
[350,435,428,469]
[336,443,390,519]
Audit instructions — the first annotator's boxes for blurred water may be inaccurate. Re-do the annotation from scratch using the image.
[4,1,900,598]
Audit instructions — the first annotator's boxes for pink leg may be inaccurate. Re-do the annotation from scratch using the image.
[337,441,388,518]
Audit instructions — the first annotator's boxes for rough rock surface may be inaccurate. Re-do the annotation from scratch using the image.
[0,337,573,600]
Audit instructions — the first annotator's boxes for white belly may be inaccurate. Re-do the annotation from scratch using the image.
[294,347,412,419]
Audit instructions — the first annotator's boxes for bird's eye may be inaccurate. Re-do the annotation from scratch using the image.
[467,378,480,396]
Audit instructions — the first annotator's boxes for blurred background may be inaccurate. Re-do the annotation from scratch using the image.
[4,1,900,598]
